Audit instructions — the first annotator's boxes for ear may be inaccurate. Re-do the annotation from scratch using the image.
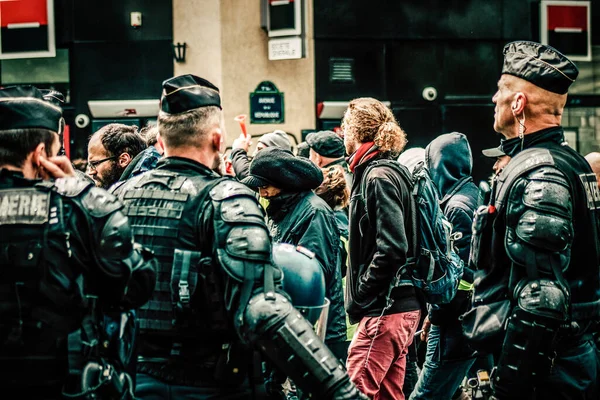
[511,92,527,116]
[212,129,223,152]
[118,152,132,168]
[31,143,46,168]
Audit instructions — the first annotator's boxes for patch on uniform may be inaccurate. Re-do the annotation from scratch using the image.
[578,173,600,210]
[0,188,50,224]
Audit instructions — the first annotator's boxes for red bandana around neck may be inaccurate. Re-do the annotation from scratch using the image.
[348,142,380,172]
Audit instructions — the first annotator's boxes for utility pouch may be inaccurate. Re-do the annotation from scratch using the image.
[469,205,495,271]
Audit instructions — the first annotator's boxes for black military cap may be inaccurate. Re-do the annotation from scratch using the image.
[160,74,221,114]
[502,41,578,94]
[306,130,345,158]
[0,85,62,132]
[241,147,323,192]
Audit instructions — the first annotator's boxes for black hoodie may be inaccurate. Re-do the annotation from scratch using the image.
[425,132,478,325]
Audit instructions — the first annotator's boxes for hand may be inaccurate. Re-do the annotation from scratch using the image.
[232,133,251,152]
[420,316,431,342]
[39,156,76,180]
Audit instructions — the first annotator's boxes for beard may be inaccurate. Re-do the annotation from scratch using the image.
[211,153,225,176]
[94,163,125,190]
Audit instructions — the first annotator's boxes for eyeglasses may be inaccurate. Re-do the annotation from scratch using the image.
[87,156,117,171]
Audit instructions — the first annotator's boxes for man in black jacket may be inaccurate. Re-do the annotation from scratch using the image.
[411,132,479,400]
[470,41,600,399]
[0,85,157,399]
[113,74,363,400]
[342,97,421,399]
[242,147,348,361]
[87,123,146,189]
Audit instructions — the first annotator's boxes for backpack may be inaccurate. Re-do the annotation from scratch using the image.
[359,159,464,305]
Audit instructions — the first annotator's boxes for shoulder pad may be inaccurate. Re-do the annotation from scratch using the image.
[81,186,124,218]
[109,180,127,195]
[53,176,94,197]
[495,148,554,211]
[209,179,256,201]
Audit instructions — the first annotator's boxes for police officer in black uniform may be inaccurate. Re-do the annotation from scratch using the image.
[469,42,600,399]
[111,74,365,400]
[0,86,157,398]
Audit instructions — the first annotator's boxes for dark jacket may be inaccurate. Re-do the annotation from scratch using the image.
[119,145,161,182]
[267,191,347,343]
[345,152,419,325]
[425,132,478,274]
[230,148,251,181]
[426,132,478,325]
[333,208,349,278]
[0,170,156,394]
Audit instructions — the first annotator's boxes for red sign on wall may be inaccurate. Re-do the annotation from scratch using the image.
[0,0,55,59]
[541,1,591,62]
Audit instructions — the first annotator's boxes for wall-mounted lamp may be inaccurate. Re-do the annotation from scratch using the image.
[173,42,187,63]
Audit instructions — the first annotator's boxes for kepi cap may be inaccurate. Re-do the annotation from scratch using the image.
[0,85,62,132]
[502,41,578,94]
[161,74,221,114]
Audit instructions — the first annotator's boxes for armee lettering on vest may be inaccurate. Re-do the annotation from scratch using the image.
[0,189,50,225]
[578,173,600,210]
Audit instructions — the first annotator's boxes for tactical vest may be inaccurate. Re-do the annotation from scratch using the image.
[0,181,80,385]
[494,144,600,321]
[120,170,230,345]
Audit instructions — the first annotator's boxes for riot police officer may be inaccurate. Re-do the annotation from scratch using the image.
[0,86,157,398]
[468,41,600,399]
[111,74,365,399]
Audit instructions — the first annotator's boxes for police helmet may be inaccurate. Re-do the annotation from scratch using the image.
[272,243,328,326]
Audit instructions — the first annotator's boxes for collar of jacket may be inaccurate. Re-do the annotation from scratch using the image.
[500,126,565,158]
[0,168,33,187]
[267,191,308,223]
[155,156,221,178]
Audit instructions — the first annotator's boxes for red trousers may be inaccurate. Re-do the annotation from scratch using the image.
[347,311,421,400]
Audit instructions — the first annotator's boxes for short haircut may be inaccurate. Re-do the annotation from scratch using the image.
[92,123,146,158]
[157,106,221,149]
[0,128,56,167]
[140,124,159,146]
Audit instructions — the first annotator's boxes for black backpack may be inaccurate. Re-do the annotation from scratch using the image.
[359,160,464,304]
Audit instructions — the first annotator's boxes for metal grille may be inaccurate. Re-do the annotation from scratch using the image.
[329,57,355,83]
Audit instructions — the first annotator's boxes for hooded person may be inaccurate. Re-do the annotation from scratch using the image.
[230,129,292,180]
[410,132,479,400]
[242,147,348,361]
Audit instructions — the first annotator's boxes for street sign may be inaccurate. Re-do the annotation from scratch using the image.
[250,81,284,124]
[268,36,303,60]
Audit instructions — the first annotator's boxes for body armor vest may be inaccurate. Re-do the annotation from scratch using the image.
[120,170,230,347]
[0,181,80,386]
